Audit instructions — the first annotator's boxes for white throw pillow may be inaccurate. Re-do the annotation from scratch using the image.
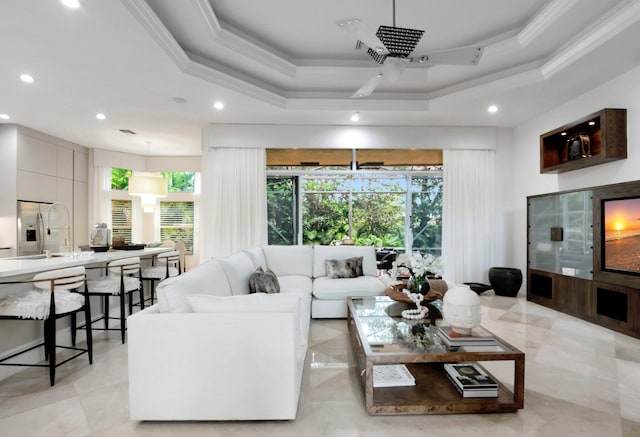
[156,259,232,312]
[186,293,305,348]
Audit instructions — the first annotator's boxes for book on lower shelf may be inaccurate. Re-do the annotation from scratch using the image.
[444,362,498,398]
[373,364,416,388]
[437,325,497,347]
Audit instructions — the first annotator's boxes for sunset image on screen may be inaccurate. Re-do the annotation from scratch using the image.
[604,197,640,273]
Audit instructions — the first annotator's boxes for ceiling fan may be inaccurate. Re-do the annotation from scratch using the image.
[336,0,483,98]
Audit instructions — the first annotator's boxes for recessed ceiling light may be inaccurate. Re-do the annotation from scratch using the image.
[20,74,34,83]
[487,105,498,114]
[96,113,106,120]
[588,121,596,126]
[0,114,10,120]
[60,0,80,8]
[560,132,567,136]
[213,101,224,110]
[351,112,360,122]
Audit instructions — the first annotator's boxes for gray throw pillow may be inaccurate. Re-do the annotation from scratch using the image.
[325,256,364,279]
[249,267,281,294]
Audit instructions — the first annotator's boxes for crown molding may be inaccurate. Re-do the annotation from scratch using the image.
[123,0,640,113]
[518,0,580,47]
[192,0,296,78]
[121,0,190,69]
[542,0,640,78]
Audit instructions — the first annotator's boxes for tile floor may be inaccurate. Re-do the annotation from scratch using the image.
[0,293,639,436]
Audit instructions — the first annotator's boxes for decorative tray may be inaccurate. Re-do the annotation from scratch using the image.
[384,281,448,304]
[385,283,414,304]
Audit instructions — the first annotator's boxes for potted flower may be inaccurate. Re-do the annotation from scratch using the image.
[390,252,443,295]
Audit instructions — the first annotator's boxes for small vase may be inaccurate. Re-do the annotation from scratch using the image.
[420,278,431,295]
[408,276,431,295]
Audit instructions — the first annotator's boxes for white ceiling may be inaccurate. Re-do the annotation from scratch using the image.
[1,0,640,156]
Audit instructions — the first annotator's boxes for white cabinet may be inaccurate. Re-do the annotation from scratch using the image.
[57,147,74,180]
[73,151,88,182]
[17,132,57,176]
[74,181,88,246]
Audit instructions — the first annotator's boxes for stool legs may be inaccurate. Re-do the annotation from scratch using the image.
[119,292,126,344]
[48,317,56,386]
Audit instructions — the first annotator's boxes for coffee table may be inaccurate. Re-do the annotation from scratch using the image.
[347,296,525,415]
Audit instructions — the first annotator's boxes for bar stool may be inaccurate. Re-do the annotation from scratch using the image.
[0,266,93,386]
[140,250,181,305]
[85,257,142,344]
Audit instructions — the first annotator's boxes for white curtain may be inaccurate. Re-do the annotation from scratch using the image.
[442,149,495,284]
[201,147,267,260]
[89,164,112,228]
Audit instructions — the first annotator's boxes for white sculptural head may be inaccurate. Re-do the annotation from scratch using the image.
[442,285,481,335]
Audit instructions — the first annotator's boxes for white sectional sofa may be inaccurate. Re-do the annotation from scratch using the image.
[128,244,386,421]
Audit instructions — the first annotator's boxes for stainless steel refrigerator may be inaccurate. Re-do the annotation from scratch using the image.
[17,200,63,256]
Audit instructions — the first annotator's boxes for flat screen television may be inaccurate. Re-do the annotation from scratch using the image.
[602,196,640,275]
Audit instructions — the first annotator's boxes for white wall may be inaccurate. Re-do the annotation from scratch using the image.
[205,124,497,150]
[503,64,640,276]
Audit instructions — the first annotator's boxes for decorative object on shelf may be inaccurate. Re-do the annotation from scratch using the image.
[391,322,443,351]
[567,133,591,160]
[385,283,414,303]
[488,267,523,297]
[442,285,481,335]
[400,288,429,320]
[390,252,443,295]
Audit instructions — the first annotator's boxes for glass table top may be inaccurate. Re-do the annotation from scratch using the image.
[349,296,514,355]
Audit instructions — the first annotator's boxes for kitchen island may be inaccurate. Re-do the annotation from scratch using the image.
[0,247,171,279]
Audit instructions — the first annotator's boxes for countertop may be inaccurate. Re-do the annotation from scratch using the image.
[0,247,172,279]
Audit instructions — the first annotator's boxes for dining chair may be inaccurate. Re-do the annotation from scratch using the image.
[0,266,93,386]
[85,257,142,343]
[140,250,181,305]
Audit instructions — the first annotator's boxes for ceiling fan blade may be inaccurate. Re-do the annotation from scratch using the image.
[352,75,381,98]
[336,17,389,55]
[411,46,483,66]
[380,57,408,82]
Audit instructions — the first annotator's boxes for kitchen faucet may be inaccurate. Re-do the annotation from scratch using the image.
[46,202,73,253]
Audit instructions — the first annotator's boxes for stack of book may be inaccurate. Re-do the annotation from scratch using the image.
[444,362,498,398]
[436,325,497,347]
[372,364,416,387]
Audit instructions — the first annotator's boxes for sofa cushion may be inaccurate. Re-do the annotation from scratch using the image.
[313,245,377,278]
[219,252,256,296]
[156,259,231,313]
[325,256,363,279]
[243,247,267,270]
[277,275,313,295]
[263,245,313,278]
[312,276,386,300]
[249,267,280,294]
[186,293,307,354]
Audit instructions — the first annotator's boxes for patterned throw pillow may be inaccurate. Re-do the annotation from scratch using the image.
[249,267,281,294]
[325,256,364,279]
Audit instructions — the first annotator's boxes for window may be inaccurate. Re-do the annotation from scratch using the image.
[111,168,131,190]
[267,177,297,245]
[111,199,132,243]
[162,171,195,193]
[160,201,194,252]
[266,149,443,253]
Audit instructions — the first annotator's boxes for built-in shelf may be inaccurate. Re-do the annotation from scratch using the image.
[540,108,627,173]
[527,182,640,339]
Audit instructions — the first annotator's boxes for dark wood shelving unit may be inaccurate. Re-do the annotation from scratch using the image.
[527,180,640,339]
[540,108,627,173]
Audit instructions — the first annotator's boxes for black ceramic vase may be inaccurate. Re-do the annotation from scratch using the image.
[488,267,523,297]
